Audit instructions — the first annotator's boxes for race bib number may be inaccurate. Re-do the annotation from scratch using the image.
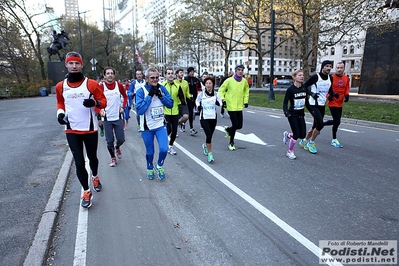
[151,106,164,120]
[294,98,305,110]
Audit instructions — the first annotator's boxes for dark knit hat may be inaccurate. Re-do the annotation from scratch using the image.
[187,67,195,73]
[321,60,333,69]
[235,64,245,71]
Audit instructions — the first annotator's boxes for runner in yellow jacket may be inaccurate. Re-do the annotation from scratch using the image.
[218,64,250,151]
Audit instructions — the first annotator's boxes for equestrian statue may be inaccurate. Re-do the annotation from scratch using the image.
[47,30,70,61]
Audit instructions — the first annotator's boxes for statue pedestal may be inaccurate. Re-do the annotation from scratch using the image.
[48,61,67,86]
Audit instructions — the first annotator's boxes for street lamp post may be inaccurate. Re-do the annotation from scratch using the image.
[268,7,276,102]
[91,31,96,77]
[78,10,89,72]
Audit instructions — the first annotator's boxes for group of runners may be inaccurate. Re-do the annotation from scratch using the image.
[56,51,349,209]
[282,60,350,159]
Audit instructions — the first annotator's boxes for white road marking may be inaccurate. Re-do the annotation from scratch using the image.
[269,115,281,118]
[339,128,359,133]
[246,111,256,113]
[215,126,266,145]
[73,156,90,266]
[173,142,341,266]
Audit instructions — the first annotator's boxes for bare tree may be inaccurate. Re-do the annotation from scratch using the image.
[1,0,60,81]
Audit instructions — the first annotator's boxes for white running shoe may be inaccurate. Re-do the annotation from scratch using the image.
[283,131,289,144]
[189,128,198,136]
[168,146,177,155]
[286,150,296,160]
[109,157,117,167]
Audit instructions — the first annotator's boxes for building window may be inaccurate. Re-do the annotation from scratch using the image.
[343,46,347,55]
[350,45,355,54]
[331,47,335,55]
[249,51,252,56]
[240,51,243,56]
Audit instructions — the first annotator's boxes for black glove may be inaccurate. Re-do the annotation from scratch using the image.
[333,92,339,98]
[285,112,291,117]
[344,94,349,102]
[215,100,220,106]
[148,87,157,97]
[311,93,318,100]
[244,103,248,108]
[222,100,227,109]
[83,99,96,107]
[327,94,334,101]
[155,89,162,98]
[57,113,67,125]
[197,106,202,113]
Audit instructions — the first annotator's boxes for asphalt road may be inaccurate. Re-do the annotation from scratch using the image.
[1,95,398,266]
[50,97,398,265]
[0,96,67,266]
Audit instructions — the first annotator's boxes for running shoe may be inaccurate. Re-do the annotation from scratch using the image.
[331,139,343,148]
[109,157,117,167]
[179,123,186,132]
[202,143,209,156]
[81,190,93,208]
[307,142,317,154]
[224,126,230,139]
[155,164,165,180]
[283,131,289,144]
[92,177,103,192]
[286,150,296,160]
[168,146,177,155]
[147,169,155,180]
[207,152,214,163]
[228,144,236,151]
[100,128,104,137]
[299,139,308,151]
[116,148,122,159]
[189,128,198,136]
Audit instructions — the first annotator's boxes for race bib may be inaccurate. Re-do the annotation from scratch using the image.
[294,98,305,110]
[151,106,164,120]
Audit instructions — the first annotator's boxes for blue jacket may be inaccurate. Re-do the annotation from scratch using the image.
[135,83,174,115]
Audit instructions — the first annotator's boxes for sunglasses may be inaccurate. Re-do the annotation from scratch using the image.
[149,76,159,80]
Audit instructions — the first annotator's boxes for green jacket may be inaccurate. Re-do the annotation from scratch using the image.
[162,81,180,115]
[174,79,190,105]
[218,77,249,111]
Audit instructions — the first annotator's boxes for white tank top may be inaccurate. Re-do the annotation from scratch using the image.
[103,82,122,121]
[139,88,165,130]
[309,73,331,106]
[62,78,98,131]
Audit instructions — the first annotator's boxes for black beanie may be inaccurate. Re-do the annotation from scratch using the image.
[235,64,245,71]
[321,60,333,69]
[187,67,195,73]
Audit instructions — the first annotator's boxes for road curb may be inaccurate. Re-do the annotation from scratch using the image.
[23,150,73,266]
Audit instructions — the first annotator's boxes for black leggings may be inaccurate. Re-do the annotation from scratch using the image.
[187,99,195,128]
[200,119,217,144]
[165,115,179,146]
[324,107,342,139]
[287,116,306,140]
[227,110,243,144]
[309,105,325,131]
[66,132,99,190]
